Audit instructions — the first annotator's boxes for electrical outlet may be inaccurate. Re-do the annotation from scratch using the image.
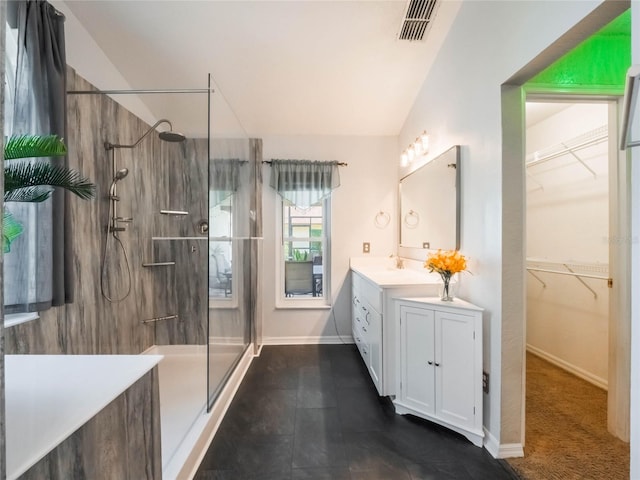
[422,242,430,249]
[363,242,370,253]
[482,371,489,393]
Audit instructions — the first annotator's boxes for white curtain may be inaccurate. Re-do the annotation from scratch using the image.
[269,159,340,209]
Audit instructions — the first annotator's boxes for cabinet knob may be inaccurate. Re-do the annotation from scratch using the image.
[435,362,440,367]
[427,361,433,365]
[362,326,367,332]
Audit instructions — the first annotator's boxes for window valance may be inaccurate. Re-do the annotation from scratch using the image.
[210,158,246,205]
[268,159,341,208]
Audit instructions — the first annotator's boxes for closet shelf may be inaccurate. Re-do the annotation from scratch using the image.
[526,124,607,177]
[526,258,611,298]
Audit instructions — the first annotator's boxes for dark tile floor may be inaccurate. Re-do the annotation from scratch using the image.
[195,344,520,480]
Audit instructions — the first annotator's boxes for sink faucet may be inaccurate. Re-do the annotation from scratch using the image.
[389,254,405,269]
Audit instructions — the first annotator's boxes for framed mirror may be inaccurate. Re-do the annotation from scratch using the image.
[398,145,460,259]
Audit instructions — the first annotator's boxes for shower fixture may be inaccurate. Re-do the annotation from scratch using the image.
[109,168,129,200]
[100,119,185,303]
[104,119,186,150]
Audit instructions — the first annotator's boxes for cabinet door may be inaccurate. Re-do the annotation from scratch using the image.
[435,310,477,430]
[399,305,436,415]
[364,304,382,392]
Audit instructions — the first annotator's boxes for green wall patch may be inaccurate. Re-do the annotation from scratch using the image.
[527,10,630,92]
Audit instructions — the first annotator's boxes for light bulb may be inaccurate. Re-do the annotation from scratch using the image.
[420,131,429,152]
[407,145,415,162]
[414,138,423,156]
[401,152,409,166]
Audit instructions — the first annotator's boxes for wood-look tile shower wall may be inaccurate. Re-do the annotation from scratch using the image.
[5,67,208,355]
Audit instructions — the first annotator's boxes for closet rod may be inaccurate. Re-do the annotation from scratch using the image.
[526,267,608,281]
[526,134,607,169]
[526,266,610,299]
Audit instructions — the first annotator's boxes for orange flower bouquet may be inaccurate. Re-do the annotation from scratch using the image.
[424,249,468,301]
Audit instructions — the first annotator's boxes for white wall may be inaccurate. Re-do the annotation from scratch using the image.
[525,103,609,387]
[398,0,606,450]
[52,1,157,127]
[261,135,398,342]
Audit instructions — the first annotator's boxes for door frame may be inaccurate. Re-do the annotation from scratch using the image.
[522,92,630,442]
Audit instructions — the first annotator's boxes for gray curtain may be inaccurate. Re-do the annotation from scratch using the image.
[4,0,69,312]
[269,159,340,209]
[210,158,244,206]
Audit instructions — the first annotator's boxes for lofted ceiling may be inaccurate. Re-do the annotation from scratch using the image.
[63,0,459,138]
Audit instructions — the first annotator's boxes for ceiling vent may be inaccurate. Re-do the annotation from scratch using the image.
[398,0,439,42]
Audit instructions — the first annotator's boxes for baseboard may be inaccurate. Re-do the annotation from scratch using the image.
[262,335,354,345]
[483,428,524,459]
[170,343,254,480]
[526,344,607,390]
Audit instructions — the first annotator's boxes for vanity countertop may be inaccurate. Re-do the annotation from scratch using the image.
[351,263,441,287]
[6,354,163,480]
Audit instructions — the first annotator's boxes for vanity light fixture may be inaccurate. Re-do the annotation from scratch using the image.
[400,130,430,165]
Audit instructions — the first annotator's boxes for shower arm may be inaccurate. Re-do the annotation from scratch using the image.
[105,119,173,150]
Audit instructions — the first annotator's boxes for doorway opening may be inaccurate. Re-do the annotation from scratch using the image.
[508,98,630,479]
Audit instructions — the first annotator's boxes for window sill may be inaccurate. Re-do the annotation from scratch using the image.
[275,302,332,311]
[5,312,39,328]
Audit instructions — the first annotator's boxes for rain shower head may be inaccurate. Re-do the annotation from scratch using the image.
[105,119,186,150]
[158,130,186,143]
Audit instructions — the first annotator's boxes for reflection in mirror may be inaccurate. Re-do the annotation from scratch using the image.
[399,145,460,257]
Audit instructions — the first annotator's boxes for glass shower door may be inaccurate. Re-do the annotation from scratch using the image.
[207,138,259,409]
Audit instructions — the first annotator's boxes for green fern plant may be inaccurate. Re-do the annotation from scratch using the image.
[4,134,96,252]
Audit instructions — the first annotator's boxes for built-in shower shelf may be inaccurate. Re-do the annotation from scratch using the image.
[142,262,176,267]
[160,209,189,216]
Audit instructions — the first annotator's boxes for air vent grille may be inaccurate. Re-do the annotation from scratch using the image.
[398,0,439,42]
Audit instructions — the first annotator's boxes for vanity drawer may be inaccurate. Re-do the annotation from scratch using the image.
[353,329,369,362]
[355,274,382,312]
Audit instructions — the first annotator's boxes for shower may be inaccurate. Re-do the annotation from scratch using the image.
[100,119,186,303]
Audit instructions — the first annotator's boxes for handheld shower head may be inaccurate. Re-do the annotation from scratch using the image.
[113,168,129,182]
[109,168,129,198]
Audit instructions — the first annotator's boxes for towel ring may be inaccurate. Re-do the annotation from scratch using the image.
[374,211,390,228]
[404,210,420,229]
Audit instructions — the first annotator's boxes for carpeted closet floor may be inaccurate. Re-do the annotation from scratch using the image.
[507,353,629,480]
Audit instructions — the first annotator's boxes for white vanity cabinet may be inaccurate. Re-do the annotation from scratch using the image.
[352,272,384,392]
[351,268,436,396]
[394,297,484,447]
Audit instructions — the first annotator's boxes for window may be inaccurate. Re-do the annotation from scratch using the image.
[268,159,341,307]
[209,194,234,303]
[279,197,330,305]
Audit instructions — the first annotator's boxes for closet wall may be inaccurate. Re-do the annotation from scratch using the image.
[526,102,610,388]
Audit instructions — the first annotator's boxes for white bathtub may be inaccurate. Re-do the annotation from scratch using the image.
[145,343,253,479]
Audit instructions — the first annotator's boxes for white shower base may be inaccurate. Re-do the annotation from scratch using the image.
[145,342,252,479]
